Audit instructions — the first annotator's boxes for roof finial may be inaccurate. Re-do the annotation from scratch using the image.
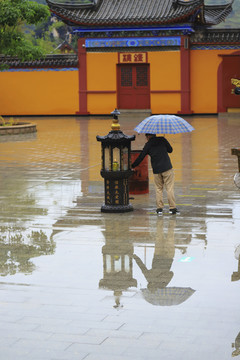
[111,109,121,131]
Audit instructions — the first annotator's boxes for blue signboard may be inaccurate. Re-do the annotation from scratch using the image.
[85,37,181,48]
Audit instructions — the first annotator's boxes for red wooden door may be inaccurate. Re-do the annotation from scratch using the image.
[117,64,150,109]
[222,56,240,109]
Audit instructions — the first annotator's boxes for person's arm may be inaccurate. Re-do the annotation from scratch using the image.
[163,138,173,153]
[131,143,149,168]
[133,254,149,279]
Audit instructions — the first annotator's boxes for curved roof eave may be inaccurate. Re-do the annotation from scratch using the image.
[47,0,203,27]
[47,0,233,28]
[203,0,234,25]
[49,8,202,27]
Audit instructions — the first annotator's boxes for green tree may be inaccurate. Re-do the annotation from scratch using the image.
[0,0,50,61]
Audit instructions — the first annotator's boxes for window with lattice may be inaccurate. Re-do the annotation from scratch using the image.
[121,67,132,87]
[136,66,148,86]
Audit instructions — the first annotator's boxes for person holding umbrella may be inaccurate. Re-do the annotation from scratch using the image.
[131,133,178,215]
[132,114,194,215]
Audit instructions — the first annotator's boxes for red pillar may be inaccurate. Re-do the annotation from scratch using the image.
[178,36,192,115]
[76,38,89,115]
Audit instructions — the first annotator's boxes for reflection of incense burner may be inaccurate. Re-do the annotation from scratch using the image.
[99,243,137,308]
[99,217,137,308]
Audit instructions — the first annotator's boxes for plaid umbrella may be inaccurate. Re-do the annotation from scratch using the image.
[134,114,195,134]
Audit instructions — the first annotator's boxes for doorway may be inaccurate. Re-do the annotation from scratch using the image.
[117,64,150,109]
[218,53,240,112]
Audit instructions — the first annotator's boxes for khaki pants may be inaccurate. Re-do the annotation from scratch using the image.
[153,169,176,209]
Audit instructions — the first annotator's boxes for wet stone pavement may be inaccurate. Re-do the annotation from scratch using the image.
[0,114,240,360]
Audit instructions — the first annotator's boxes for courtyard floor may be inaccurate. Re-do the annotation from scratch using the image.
[0,112,239,360]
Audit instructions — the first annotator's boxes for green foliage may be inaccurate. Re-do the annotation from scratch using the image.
[0,116,19,126]
[0,226,55,276]
[0,0,50,60]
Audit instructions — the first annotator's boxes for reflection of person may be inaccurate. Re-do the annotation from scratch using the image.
[232,244,240,282]
[131,134,178,215]
[232,332,240,357]
[133,218,176,291]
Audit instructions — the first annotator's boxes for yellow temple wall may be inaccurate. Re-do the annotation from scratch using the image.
[87,52,117,114]
[190,49,234,114]
[191,116,219,184]
[0,69,79,116]
[0,48,237,116]
[148,51,181,114]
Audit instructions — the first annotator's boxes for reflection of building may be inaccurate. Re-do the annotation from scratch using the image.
[99,216,137,308]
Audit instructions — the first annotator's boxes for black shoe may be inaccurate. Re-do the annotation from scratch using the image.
[156,208,163,215]
[169,208,180,215]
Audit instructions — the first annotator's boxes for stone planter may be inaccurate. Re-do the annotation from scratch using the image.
[0,122,37,135]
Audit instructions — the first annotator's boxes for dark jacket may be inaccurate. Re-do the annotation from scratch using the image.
[132,136,173,174]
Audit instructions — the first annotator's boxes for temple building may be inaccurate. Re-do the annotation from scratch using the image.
[0,0,240,116]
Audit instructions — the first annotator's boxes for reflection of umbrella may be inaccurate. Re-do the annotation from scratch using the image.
[235,244,240,260]
[134,114,194,134]
[141,287,195,306]
[234,173,240,189]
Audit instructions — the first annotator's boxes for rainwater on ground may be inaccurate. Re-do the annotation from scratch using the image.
[0,113,239,360]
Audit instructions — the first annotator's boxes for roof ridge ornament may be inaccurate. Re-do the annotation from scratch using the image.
[204,0,233,6]
[46,0,100,9]
[172,0,203,8]
[111,109,121,131]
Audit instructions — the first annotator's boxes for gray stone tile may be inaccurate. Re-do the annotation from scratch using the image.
[13,338,72,351]
[83,354,145,360]
[85,328,142,339]
[0,329,53,341]
[34,324,89,335]
[69,318,125,331]
[0,322,38,332]
[49,333,108,345]
[16,316,72,326]
[27,347,89,360]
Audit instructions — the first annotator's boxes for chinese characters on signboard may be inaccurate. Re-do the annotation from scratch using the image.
[119,52,147,64]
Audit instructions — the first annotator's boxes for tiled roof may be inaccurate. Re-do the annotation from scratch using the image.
[47,0,204,26]
[203,1,234,25]
[0,54,78,69]
[47,0,234,27]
